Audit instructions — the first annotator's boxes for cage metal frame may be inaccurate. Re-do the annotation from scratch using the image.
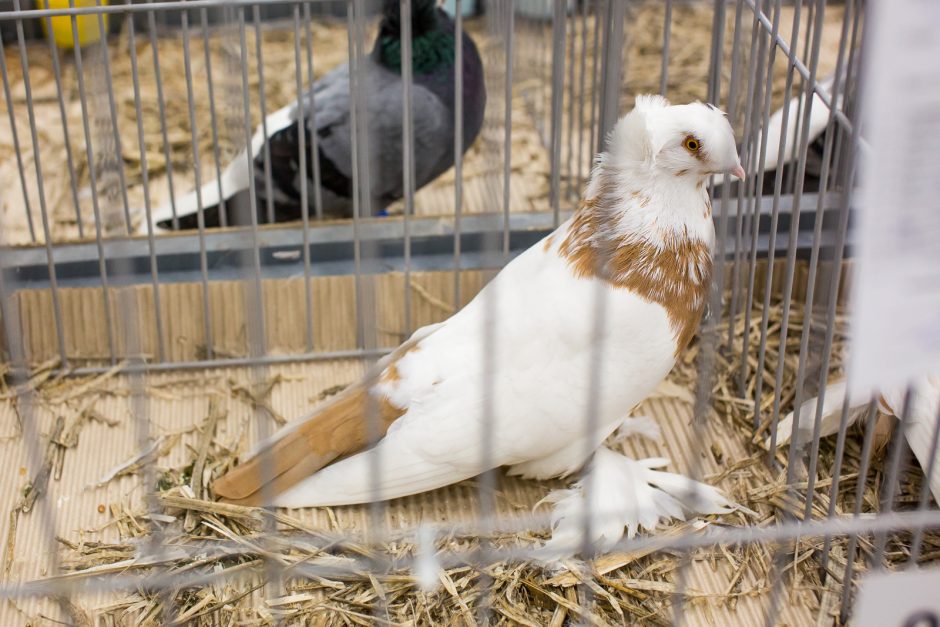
[0,0,938,624]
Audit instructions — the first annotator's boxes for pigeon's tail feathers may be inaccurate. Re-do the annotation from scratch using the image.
[211,322,442,506]
[210,384,405,506]
[146,147,252,229]
[146,102,296,231]
[268,439,477,509]
[537,448,734,560]
[767,379,870,449]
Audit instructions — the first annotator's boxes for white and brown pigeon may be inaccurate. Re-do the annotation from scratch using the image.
[212,95,744,552]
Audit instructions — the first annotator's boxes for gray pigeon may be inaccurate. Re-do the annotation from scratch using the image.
[148,0,486,230]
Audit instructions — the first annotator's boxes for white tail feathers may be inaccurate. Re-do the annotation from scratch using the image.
[767,375,940,505]
[766,380,870,449]
[537,448,734,559]
[144,102,296,232]
[612,415,663,445]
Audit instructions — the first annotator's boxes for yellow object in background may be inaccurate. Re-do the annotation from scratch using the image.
[40,0,109,49]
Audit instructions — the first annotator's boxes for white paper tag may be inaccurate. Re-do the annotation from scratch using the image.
[851,0,940,395]
[854,568,940,627]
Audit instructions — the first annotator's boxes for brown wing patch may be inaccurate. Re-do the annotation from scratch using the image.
[211,340,422,505]
[558,168,712,357]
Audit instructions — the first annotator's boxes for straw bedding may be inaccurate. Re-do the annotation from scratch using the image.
[2,271,935,625]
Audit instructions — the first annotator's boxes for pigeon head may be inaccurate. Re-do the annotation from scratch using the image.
[377,0,459,75]
[379,0,441,39]
[611,95,744,182]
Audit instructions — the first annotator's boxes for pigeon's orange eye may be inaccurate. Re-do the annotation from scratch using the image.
[684,137,701,152]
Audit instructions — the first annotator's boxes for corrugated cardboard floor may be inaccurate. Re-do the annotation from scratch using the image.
[0,372,819,625]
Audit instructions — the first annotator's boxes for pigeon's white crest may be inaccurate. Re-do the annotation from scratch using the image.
[213,95,744,554]
[768,375,940,504]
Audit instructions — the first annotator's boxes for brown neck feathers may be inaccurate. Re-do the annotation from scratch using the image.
[557,179,713,356]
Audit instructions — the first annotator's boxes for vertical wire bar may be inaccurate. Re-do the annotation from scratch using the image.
[805,58,861,586]
[356,0,378,331]
[502,0,515,259]
[659,0,672,97]
[453,0,464,308]
[181,6,215,361]
[754,0,804,453]
[41,12,84,239]
[587,0,601,174]
[349,4,387,615]
[575,0,588,189]
[236,7,267,353]
[346,0,365,349]
[817,386,858,580]
[737,0,776,396]
[719,0,751,356]
[234,3,278,605]
[400,0,415,337]
[786,0,814,196]
[201,6,230,228]
[348,1,365,350]
[831,2,862,192]
[872,388,916,565]
[675,24,739,627]
[775,0,828,485]
[302,2,324,220]
[93,0,133,234]
[253,4,276,225]
[792,0,854,520]
[594,0,623,161]
[126,2,166,363]
[706,0,726,105]
[563,0,576,202]
[473,7,500,616]
[548,0,566,227]
[908,399,940,564]
[147,5,180,229]
[536,1,545,141]
[840,401,881,619]
[0,37,36,243]
[292,4,314,351]
[763,4,829,622]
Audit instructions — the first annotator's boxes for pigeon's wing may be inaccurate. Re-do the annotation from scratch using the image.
[767,379,871,449]
[368,77,452,206]
[311,63,451,211]
[211,320,444,504]
[883,377,940,504]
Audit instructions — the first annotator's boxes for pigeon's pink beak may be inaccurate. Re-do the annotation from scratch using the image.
[730,164,746,181]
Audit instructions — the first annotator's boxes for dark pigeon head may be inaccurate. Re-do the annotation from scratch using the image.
[379,0,440,38]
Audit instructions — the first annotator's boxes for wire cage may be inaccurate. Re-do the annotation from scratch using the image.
[0,0,937,624]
